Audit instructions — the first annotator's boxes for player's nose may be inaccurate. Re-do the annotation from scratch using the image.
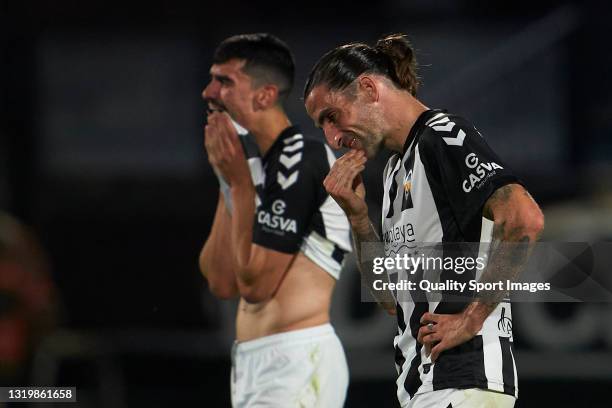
[322,123,342,150]
[202,81,219,101]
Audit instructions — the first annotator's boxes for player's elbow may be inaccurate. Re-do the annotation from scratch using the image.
[208,280,238,299]
[204,267,238,299]
[199,251,238,299]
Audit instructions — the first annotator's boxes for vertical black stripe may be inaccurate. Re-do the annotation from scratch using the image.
[472,335,488,386]
[385,163,402,219]
[400,146,415,211]
[240,132,261,159]
[404,306,426,398]
[432,335,487,391]
[331,244,345,264]
[394,340,406,372]
[396,301,407,333]
[394,304,407,394]
[499,337,516,396]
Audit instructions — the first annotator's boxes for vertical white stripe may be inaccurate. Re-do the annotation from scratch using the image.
[321,145,351,252]
[510,342,519,398]
[417,346,434,394]
[483,331,505,392]
[395,305,415,404]
[477,218,494,280]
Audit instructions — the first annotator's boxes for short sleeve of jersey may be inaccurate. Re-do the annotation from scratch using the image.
[418,115,520,235]
[252,138,327,254]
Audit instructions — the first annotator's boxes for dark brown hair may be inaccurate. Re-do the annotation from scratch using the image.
[304,33,419,99]
[214,33,295,102]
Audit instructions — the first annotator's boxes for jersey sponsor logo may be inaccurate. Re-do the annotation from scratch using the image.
[462,153,504,192]
[257,209,297,234]
[271,199,286,215]
[382,222,415,246]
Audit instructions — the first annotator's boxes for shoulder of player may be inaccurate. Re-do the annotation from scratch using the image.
[418,112,481,150]
[271,134,330,170]
[265,133,330,189]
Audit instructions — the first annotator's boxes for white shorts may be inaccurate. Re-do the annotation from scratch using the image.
[406,388,516,408]
[231,324,348,408]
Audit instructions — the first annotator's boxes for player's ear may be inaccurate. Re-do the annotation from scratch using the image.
[357,75,379,103]
[253,85,278,111]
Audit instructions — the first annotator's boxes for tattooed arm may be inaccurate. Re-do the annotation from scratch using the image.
[465,184,544,314]
[418,183,544,361]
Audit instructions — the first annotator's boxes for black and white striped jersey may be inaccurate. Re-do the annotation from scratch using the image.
[381,109,519,405]
[222,123,351,279]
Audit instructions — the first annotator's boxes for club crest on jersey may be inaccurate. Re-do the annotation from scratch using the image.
[462,153,503,193]
[401,169,414,211]
[403,170,412,194]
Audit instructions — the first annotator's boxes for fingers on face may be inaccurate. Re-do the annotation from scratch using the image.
[221,131,235,157]
[218,111,234,129]
[205,112,243,162]
[326,151,367,195]
[204,125,218,163]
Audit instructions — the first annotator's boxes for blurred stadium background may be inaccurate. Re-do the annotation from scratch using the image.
[1,0,611,406]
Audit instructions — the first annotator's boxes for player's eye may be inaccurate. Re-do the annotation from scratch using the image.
[214,76,231,86]
[327,112,337,124]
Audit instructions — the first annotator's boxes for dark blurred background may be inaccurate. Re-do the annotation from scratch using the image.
[1,0,612,406]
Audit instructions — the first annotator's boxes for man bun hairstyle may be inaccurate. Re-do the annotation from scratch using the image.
[374,34,419,96]
[213,33,295,104]
[304,33,419,99]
